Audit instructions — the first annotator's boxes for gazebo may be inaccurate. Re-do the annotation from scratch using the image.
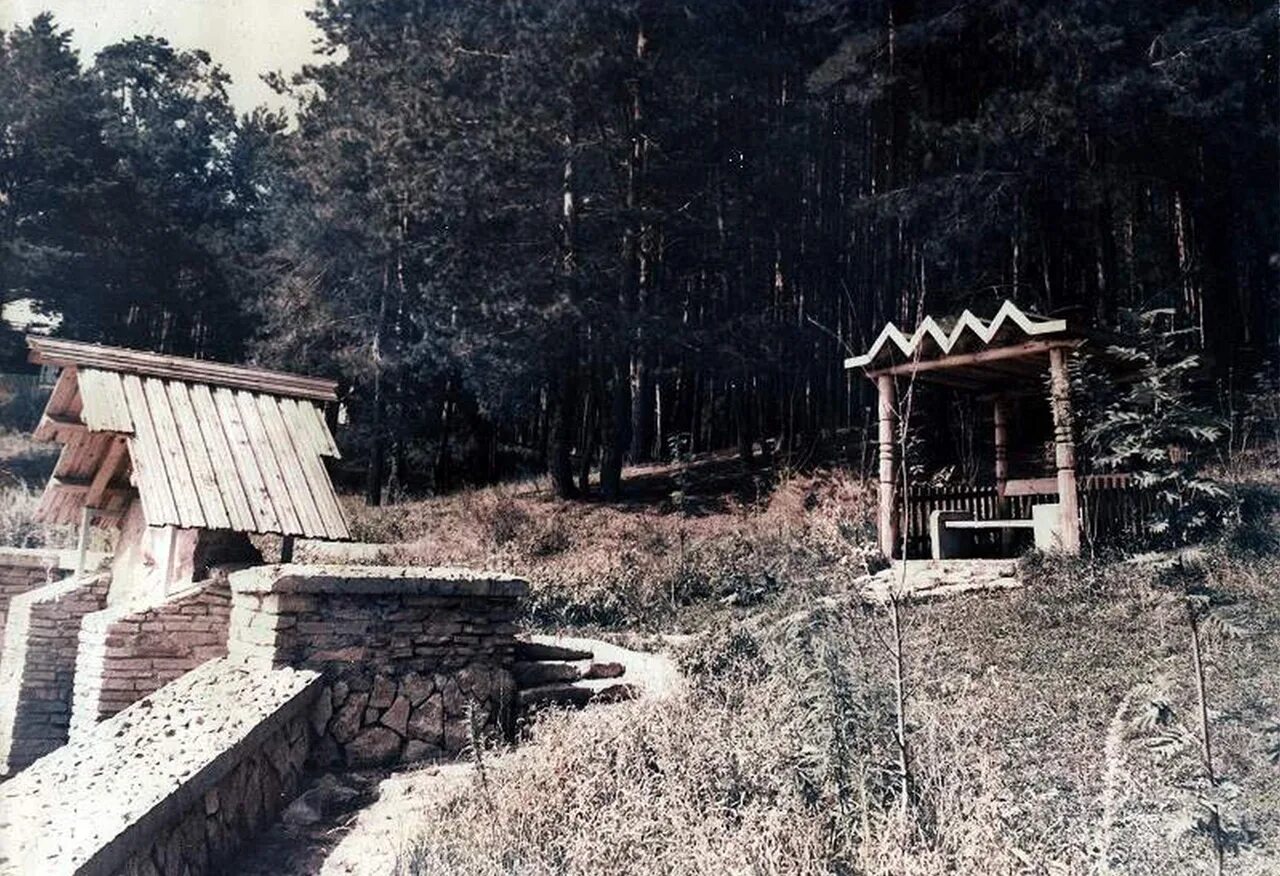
[26,337,349,600]
[845,301,1138,559]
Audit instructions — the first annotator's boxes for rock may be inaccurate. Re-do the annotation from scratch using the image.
[403,740,441,763]
[380,695,411,737]
[345,726,402,766]
[310,689,333,736]
[440,678,465,717]
[369,675,397,709]
[400,672,433,706]
[282,774,362,826]
[583,662,625,680]
[329,692,369,744]
[459,665,493,701]
[407,693,444,744]
[443,719,472,753]
[514,641,593,662]
[281,794,321,826]
[330,680,350,707]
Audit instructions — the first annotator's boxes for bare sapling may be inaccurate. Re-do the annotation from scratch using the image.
[1136,556,1252,876]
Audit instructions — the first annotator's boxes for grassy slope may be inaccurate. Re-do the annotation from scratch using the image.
[341,462,1280,876]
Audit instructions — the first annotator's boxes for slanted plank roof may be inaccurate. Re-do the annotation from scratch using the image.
[26,337,349,541]
[843,300,1082,390]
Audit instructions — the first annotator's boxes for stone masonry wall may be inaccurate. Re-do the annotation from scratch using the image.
[0,660,320,876]
[71,575,233,741]
[227,565,528,768]
[0,574,110,776]
[0,548,77,631]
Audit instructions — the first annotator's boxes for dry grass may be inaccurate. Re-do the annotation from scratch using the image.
[344,467,881,630]
[388,532,1280,875]
[0,430,71,549]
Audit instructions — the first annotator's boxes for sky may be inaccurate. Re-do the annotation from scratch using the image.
[0,0,326,113]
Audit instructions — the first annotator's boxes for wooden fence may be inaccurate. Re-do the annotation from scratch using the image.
[901,474,1152,557]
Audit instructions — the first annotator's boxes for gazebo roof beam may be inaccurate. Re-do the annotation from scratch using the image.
[867,338,1083,380]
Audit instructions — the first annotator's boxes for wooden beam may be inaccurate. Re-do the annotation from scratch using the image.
[877,374,899,559]
[49,477,128,500]
[86,438,129,507]
[868,339,1084,379]
[27,336,338,402]
[1048,347,1081,553]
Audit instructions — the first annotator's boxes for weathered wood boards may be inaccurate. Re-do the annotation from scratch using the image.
[26,340,349,540]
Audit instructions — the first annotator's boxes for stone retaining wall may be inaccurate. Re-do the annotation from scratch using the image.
[71,576,234,740]
[227,565,527,767]
[0,573,110,776]
[0,660,320,876]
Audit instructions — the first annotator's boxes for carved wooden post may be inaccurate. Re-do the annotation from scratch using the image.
[993,397,1012,554]
[993,398,1010,496]
[1048,347,1081,553]
[877,374,900,558]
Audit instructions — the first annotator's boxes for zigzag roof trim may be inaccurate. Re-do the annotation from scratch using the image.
[843,300,1069,370]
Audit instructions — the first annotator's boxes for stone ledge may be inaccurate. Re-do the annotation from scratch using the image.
[0,659,322,876]
[228,564,529,599]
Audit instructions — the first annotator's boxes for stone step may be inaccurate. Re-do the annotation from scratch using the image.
[513,660,627,688]
[582,661,625,680]
[513,661,581,687]
[514,641,594,662]
[517,680,642,711]
[518,683,594,710]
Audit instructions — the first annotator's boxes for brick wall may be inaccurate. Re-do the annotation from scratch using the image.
[227,564,528,768]
[0,574,110,776]
[71,575,234,740]
[0,548,72,632]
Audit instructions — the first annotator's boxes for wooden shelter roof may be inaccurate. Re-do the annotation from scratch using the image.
[843,300,1083,390]
[27,337,349,541]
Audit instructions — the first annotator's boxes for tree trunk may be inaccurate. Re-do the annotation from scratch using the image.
[364,268,389,507]
[548,372,577,499]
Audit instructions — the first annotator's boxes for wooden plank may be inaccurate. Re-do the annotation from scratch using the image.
[28,336,338,401]
[166,381,231,529]
[212,387,280,533]
[33,369,78,441]
[255,393,326,537]
[299,400,341,458]
[277,398,349,539]
[78,369,134,432]
[188,383,256,531]
[121,374,180,526]
[85,438,128,507]
[142,378,205,528]
[233,389,301,534]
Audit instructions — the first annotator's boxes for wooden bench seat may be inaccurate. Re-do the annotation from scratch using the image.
[929,506,1061,558]
[946,519,1035,529]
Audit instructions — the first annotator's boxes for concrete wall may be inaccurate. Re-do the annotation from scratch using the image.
[0,660,320,876]
[0,574,110,776]
[71,576,233,740]
[227,564,527,768]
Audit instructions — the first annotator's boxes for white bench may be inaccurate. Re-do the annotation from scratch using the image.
[930,504,1063,559]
